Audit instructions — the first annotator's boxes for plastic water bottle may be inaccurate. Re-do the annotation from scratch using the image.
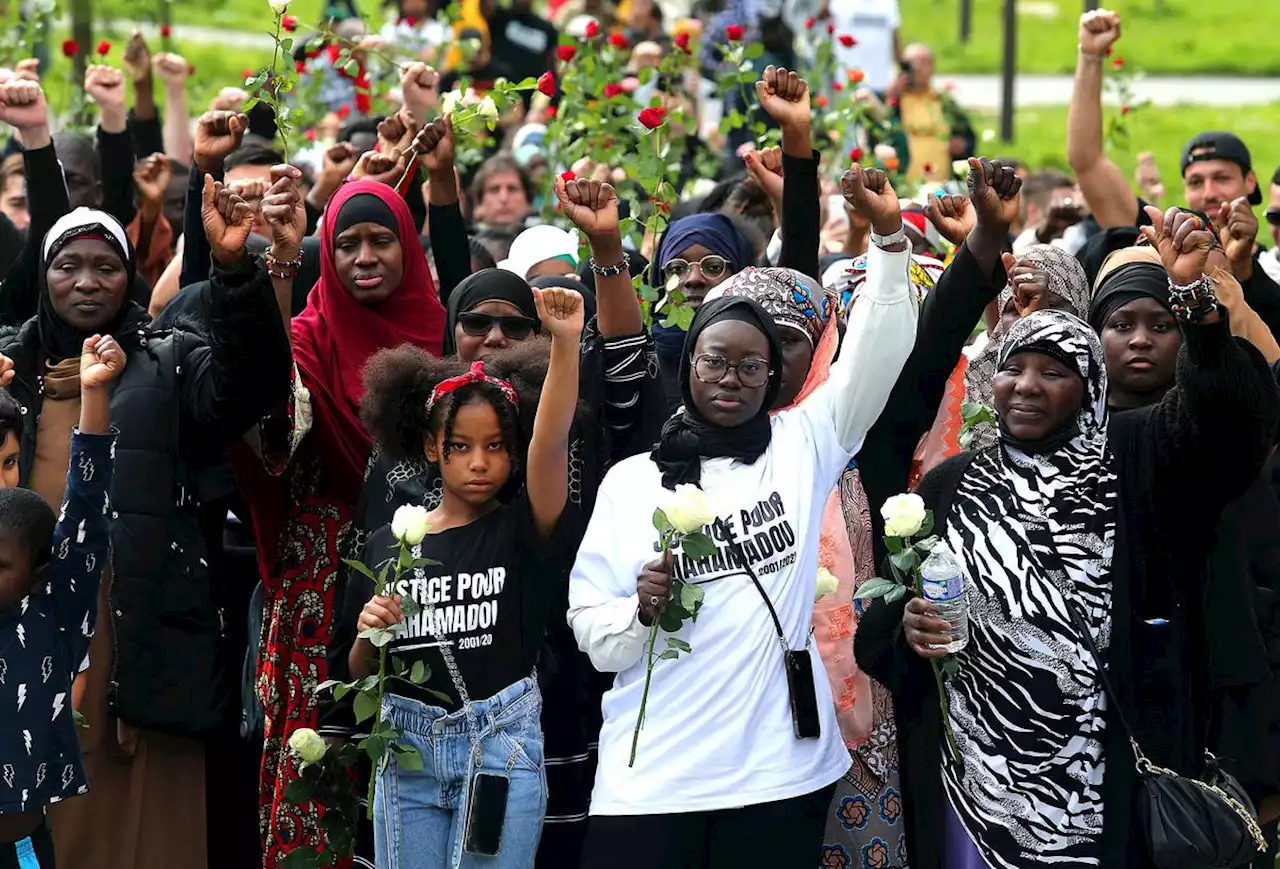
[920,542,968,654]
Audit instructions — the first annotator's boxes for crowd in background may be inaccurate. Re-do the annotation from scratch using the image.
[1,1,1280,869]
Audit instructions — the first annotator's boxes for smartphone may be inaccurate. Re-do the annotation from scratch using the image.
[783,650,822,740]
[462,772,510,856]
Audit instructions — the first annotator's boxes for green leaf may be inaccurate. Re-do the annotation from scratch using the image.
[885,535,903,554]
[918,511,935,539]
[852,577,901,601]
[353,690,379,724]
[884,584,907,603]
[658,649,680,660]
[343,558,376,583]
[666,637,691,653]
[396,746,425,772]
[890,548,921,575]
[364,734,389,762]
[343,59,360,75]
[652,507,672,534]
[359,626,396,648]
[281,848,323,869]
[399,596,421,617]
[410,660,427,684]
[678,581,704,615]
[281,37,294,52]
[680,531,717,559]
[284,777,315,803]
[744,43,764,60]
[657,607,684,633]
[243,97,260,111]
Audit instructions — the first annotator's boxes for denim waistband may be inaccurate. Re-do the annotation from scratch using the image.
[382,675,539,736]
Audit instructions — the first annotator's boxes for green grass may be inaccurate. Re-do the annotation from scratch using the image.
[899,0,1280,76]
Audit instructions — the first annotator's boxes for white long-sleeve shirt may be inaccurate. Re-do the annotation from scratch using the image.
[567,244,918,815]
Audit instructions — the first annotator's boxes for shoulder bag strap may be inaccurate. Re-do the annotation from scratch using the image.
[716,521,803,653]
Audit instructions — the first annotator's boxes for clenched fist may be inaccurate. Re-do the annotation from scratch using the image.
[1078,9,1121,58]
[841,165,901,237]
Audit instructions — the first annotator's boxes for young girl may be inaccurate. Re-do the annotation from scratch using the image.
[348,286,584,868]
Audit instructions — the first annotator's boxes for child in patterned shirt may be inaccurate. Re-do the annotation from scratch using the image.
[0,335,125,869]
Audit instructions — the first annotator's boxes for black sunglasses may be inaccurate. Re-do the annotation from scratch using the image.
[456,312,539,340]
[1266,210,1280,227]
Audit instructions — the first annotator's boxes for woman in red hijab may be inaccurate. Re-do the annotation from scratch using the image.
[242,178,446,868]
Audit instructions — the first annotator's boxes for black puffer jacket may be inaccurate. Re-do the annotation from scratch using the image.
[1,255,290,736]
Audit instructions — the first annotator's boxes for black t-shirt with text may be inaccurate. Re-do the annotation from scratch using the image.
[353,494,557,710]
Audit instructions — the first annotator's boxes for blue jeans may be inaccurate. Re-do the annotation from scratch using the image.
[373,677,547,869]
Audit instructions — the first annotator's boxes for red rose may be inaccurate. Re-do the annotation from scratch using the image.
[814,94,829,108]
[556,44,577,62]
[402,15,418,26]
[282,14,298,31]
[242,68,254,82]
[61,39,78,58]
[306,45,322,59]
[1111,56,1124,69]
[832,81,843,91]
[849,147,864,162]
[295,60,306,74]
[96,39,111,56]
[805,16,816,28]
[847,68,865,84]
[609,32,629,49]
[725,24,744,41]
[888,96,900,108]
[1120,104,1131,115]
[675,31,691,52]
[305,128,317,141]
[337,104,352,119]
[838,34,855,47]
[637,106,666,129]
[826,23,835,34]
[537,71,556,96]
[603,82,623,99]
[584,19,600,38]
[544,104,557,119]
[560,170,576,181]
[160,24,172,37]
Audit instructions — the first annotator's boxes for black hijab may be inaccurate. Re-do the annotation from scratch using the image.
[39,207,150,362]
[1087,258,1171,334]
[650,296,782,489]
[444,267,538,356]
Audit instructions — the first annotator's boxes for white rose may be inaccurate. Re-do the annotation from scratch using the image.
[288,727,326,764]
[814,566,839,602]
[881,493,926,539]
[477,95,499,122]
[440,89,462,117]
[873,143,897,162]
[268,0,292,13]
[661,484,717,535]
[391,505,431,546]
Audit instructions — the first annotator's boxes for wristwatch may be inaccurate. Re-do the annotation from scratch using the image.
[871,226,908,248]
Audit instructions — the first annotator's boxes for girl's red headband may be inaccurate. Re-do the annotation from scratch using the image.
[425,361,519,414]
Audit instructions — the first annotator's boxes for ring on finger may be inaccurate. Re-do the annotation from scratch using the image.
[650,595,660,607]
[1014,273,1036,283]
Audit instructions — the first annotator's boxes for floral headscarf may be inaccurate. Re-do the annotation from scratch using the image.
[718,266,838,348]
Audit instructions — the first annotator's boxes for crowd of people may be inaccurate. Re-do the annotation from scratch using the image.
[1,1,1279,868]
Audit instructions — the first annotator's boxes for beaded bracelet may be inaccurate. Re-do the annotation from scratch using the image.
[1168,275,1218,323]
[266,250,304,280]
[589,252,631,277]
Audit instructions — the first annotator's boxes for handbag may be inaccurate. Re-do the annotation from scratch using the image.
[1065,601,1267,868]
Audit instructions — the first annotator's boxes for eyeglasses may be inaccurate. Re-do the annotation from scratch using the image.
[691,353,772,388]
[663,254,731,283]
[1266,210,1280,227]
[456,312,539,340]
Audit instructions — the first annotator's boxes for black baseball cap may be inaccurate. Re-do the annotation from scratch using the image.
[1181,131,1262,205]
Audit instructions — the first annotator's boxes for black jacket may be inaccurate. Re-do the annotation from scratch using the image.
[1,255,290,736]
[856,319,1280,869]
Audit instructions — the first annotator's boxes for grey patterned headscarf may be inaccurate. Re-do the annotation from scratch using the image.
[963,245,1092,451]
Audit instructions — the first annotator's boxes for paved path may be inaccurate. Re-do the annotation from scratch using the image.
[97,20,1280,108]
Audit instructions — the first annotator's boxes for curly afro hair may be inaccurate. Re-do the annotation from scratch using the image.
[361,338,555,465]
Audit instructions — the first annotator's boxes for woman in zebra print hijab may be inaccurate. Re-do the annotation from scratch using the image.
[856,207,1280,869]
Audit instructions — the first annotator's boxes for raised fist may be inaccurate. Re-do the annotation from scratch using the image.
[556,176,619,238]
[123,30,152,82]
[351,148,407,187]
[841,165,900,236]
[201,174,255,268]
[153,52,191,88]
[1217,197,1258,278]
[413,116,455,174]
[743,146,783,204]
[193,110,248,174]
[1078,9,1121,57]
[966,157,1022,231]
[1141,206,1215,286]
[84,65,127,114]
[533,286,586,342]
[80,334,127,390]
[924,193,976,246]
[400,62,439,124]
[261,165,307,260]
[0,79,48,131]
[754,65,810,130]
[133,153,172,207]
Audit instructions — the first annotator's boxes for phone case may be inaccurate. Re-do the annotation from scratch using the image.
[462,772,510,856]
[784,650,822,740]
